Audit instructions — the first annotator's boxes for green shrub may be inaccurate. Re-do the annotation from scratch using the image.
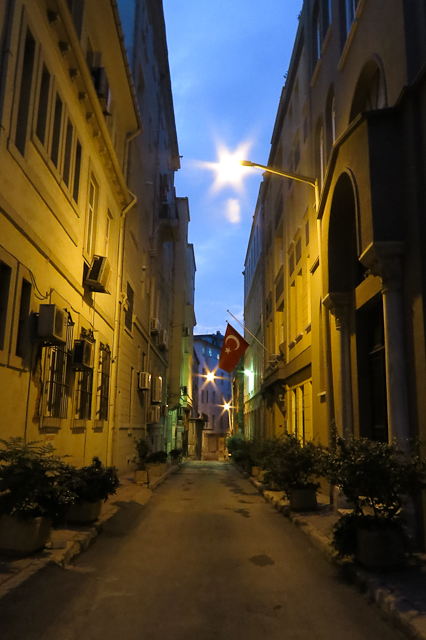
[61,457,120,505]
[146,450,168,464]
[0,438,75,521]
[134,438,150,470]
[262,434,324,497]
[169,448,182,460]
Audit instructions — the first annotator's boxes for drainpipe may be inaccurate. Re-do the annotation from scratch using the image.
[106,191,138,466]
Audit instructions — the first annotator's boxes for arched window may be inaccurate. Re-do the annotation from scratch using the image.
[349,59,387,123]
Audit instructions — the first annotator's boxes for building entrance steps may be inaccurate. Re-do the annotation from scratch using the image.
[243,469,426,640]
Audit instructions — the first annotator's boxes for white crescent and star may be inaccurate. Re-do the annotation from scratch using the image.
[224,334,240,354]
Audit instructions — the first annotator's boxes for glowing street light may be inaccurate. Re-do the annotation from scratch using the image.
[224,401,231,411]
[206,371,216,382]
[241,160,319,210]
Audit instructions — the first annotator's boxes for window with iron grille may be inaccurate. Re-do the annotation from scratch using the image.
[44,314,74,419]
[96,343,111,420]
[75,369,93,420]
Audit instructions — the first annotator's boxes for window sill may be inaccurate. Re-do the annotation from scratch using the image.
[305,323,312,334]
[289,340,296,350]
[295,333,303,343]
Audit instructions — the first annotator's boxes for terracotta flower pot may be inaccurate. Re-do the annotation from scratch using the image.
[0,514,52,555]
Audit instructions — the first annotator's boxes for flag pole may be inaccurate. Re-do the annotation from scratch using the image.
[226,310,279,362]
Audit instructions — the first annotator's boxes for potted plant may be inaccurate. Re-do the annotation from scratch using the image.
[169,448,182,465]
[0,438,74,554]
[63,457,120,524]
[146,450,168,477]
[325,437,426,569]
[263,434,323,510]
[134,438,151,484]
[227,437,255,474]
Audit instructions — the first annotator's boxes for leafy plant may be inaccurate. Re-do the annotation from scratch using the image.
[146,450,168,464]
[0,438,75,521]
[262,434,324,497]
[134,438,151,470]
[324,437,426,557]
[228,438,255,473]
[324,437,426,520]
[61,457,120,504]
[169,448,182,460]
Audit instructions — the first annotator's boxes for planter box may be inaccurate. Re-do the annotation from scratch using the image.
[357,527,405,570]
[148,462,168,477]
[0,514,52,555]
[134,469,149,484]
[65,500,102,524]
[289,487,317,511]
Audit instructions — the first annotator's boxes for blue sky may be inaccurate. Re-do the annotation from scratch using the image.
[162,1,303,334]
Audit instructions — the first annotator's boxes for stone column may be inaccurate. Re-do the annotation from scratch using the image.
[323,293,353,439]
[360,242,410,449]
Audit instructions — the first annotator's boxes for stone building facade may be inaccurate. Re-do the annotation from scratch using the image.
[245,0,426,545]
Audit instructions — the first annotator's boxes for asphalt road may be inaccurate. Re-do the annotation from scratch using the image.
[0,461,407,640]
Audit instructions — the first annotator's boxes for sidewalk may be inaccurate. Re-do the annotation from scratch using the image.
[0,463,180,601]
[245,471,426,640]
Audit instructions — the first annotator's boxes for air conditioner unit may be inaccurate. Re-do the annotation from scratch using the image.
[158,329,168,349]
[37,304,67,344]
[150,318,160,334]
[138,371,151,390]
[147,405,161,424]
[85,255,111,293]
[72,338,94,369]
[151,376,162,403]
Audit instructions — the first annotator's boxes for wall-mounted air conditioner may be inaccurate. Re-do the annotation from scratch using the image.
[37,304,67,344]
[138,372,151,390]
[150,318,160,334]
[151,376,162,403]
[147,405,161,424]
[72,338,94,369]
[158,329,168,350]
[85,255,111,293]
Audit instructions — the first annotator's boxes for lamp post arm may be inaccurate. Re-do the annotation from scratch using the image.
[241,160,319,210]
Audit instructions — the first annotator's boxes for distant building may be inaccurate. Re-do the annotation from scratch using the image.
[193,332,232,460]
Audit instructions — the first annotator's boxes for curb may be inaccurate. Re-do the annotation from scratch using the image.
[245,472,426,640]
[0,463,182,600]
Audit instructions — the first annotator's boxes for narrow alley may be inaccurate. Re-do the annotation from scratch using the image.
[0,462,406,640]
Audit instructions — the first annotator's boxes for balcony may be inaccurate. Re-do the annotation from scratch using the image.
[158,203,180,243]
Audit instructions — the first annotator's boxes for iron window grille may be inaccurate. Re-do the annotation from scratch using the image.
[44,313,74,419]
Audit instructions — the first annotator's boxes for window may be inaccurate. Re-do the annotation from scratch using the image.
[208,348,212,357]
[50,93,63,168]
[345,0,359,36]
[0,262,12,351]
[44,314,74,419]
[75,369,93,420]
[73,140,82,203]
[202,346,205,355]
[201,390,204,403]
[62,119,74,187]
[125,283,134,331]
[96,344,111,421]
[36,64,51,146]
[15,28,36,155]
[105,211,112,259]
[15,278,31,358]
[66,0,84,39]
[85,176,98,256]
[213,391,216,404]
[206,390,209,403]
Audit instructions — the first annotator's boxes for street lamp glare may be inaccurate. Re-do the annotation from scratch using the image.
[206,371,215,382]
[224,402,231,411]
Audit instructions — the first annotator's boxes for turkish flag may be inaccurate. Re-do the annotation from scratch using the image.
[219,324,249,373]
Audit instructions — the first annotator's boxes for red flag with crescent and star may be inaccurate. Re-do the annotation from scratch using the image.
[219,323,249,373]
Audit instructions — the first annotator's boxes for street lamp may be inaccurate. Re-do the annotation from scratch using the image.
[241,160,319,210]
[206,371,215,382]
